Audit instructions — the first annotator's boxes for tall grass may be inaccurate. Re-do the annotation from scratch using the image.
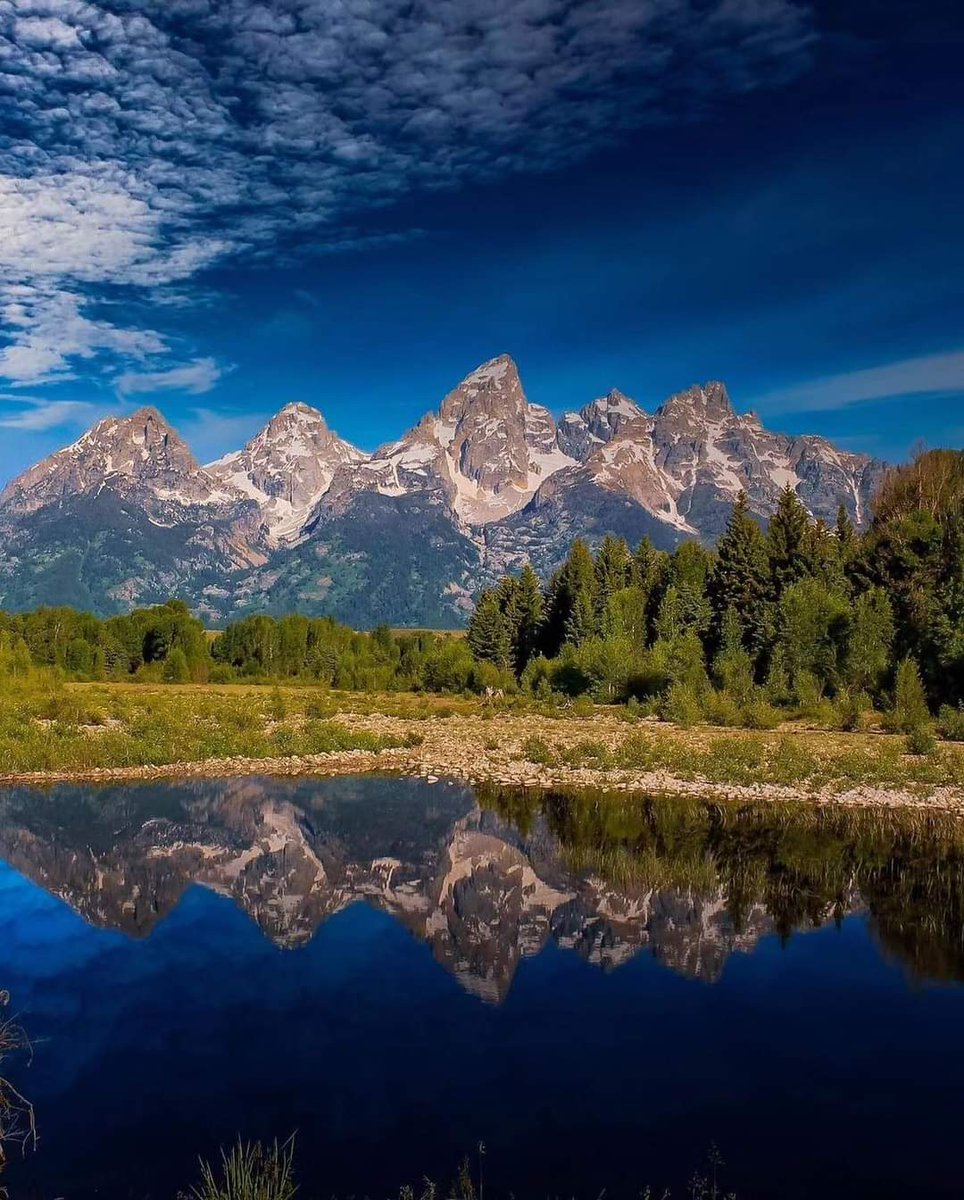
[0,669,403,774]
[181,1139,297,1200]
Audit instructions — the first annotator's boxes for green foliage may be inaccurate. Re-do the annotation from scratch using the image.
[938,704,964,741]
[774,579,850,694]
[520,735,556,766]
[906,725,937,756]
[466,588,509,668]
[464,458,964,732]
[660,682,703,727]
[889,656,931,734]
[708,491,770,654]
[767,484,811,598]
[162,647,191,683]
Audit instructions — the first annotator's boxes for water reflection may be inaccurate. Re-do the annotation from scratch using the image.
[1,776,962,1000]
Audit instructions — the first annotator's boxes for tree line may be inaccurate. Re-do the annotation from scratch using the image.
[467,449,964,737]
[0,599,488,693]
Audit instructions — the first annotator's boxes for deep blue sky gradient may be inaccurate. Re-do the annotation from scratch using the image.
[0,0,961,478]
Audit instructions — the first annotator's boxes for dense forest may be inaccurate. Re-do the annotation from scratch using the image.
[466,450,964,741]
[2,449,964,745]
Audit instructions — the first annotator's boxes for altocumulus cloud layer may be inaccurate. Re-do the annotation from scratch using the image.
[0,0,814,393]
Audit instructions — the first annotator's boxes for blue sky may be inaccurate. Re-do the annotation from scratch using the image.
[0,0,961,479]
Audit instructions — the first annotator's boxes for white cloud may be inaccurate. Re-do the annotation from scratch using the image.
[750,349,964,414]
[0,289,164,385]
[115,357,223,397]
[0,0,816,383]
[0,397,94,431]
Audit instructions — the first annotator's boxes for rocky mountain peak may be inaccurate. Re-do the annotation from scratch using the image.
[438,354,526,425]
[657,381,734,428]
[0,404,230,514]
[207,402,364,544]
[558,388,647,460]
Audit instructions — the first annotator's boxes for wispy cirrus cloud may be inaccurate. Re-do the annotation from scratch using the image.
[115,358,224,399]
[750,349,964,414]
[0,0,817,386]
[0,397,94,431]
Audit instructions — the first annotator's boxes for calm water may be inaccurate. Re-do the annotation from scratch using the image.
[1,775,963,1199]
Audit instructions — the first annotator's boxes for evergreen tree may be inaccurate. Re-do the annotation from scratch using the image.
[565,585,596,646]
[767,484,811,598]
[466,588,510,667]
[891,656,930,732]
[542,539,596,652]
[593,535,632,623]
[835,504,856,549]
[506,565,543,675]
[708,491,770,655]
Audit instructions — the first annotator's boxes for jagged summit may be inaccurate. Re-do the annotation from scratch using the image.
[1,404,234,514]
[657,381,735,425]
[0,354,886,623]
[208,401,364,543]
[336,355,576,525]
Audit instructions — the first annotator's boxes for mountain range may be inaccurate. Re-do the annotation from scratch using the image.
[0,355,886,626]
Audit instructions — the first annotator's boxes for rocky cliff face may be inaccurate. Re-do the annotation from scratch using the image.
[1,407,239,515]
[326,355,576,525]
[0,357,886,624]
[207,403,364,543]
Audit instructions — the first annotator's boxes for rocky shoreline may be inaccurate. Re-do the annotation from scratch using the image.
[4,711,964,816]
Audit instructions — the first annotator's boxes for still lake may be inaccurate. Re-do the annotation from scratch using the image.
[0,774,962,1199]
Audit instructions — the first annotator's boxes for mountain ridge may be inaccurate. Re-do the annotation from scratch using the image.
[0,356,887,624]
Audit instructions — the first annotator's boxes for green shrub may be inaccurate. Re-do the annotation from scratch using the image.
[701,690,743,728]
[162,647,191,683]
[740,698,783,730]
[208,664,236,684]
[768,736,818,785]
[938,704,964,741]
[520,735,556,766]
[906,725,936,756]
[832,690,871,732]
[560,740,611,768]
[888,656,930,734]
[660,682,703,728]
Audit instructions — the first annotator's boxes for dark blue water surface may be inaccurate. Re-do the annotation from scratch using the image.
[0,775,962,1199]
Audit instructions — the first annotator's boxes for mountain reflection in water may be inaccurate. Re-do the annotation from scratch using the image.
[1,774,963,999]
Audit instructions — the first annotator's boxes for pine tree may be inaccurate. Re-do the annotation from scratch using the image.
[542,539,597,650]
[891,655,930,733]
[508,565,543,675]
[593,535,632,623]
[467,588,510,667]
[835,504,855,549]
[767,484,811,598]
[565,585,596,646]
[708,491,770,655]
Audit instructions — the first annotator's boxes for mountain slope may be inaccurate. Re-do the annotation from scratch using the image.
[0,408,265,617]
[0,360,887,623]
[207,403,365,543]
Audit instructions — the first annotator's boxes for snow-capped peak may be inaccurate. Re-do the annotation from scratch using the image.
[207,403,365,543]
[1,405,237,513]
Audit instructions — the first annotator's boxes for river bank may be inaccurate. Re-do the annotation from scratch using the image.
[6,686,964,815]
